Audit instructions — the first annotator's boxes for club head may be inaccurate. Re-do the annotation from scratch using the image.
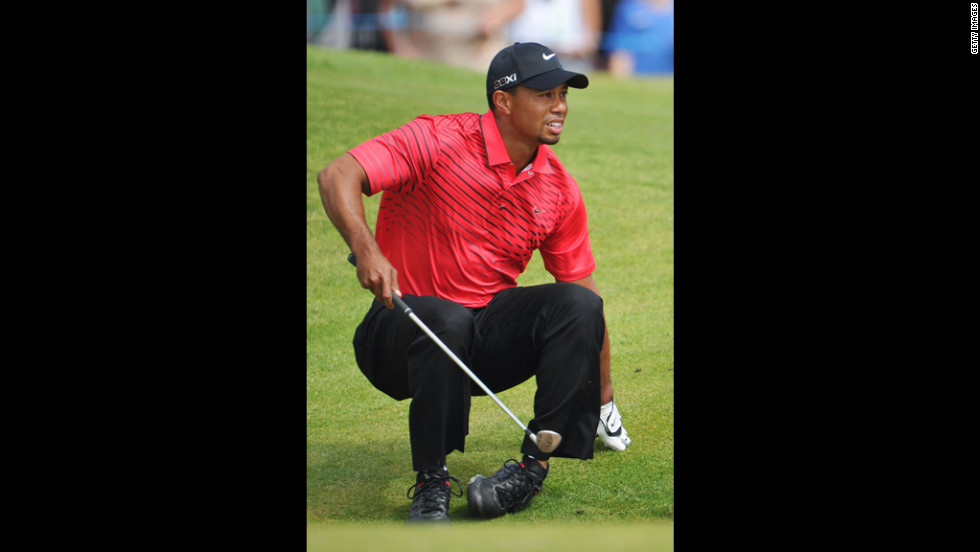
[534,430,562,453]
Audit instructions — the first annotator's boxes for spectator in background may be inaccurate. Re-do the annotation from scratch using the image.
[507,0,603,73]
[603,0,673,77]
[381,0,526,72]
[595,0,621,70]
[315,0,391,52]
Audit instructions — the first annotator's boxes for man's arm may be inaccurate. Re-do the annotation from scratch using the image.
[317,152,401,308]
[560,274,613,405]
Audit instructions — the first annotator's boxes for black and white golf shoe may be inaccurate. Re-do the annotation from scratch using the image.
[467,458,548,519]
[406,468,462,523]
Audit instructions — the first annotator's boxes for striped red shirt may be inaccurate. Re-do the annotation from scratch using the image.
[349,110,595,308]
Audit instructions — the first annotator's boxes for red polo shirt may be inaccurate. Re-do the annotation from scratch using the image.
[349,110,595,308]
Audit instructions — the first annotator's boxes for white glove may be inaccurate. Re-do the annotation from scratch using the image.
[596,399,631,451]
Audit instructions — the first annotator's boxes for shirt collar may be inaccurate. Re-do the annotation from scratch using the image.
[480,110,554,175]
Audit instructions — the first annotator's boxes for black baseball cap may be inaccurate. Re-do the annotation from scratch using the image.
[486,42,589,99]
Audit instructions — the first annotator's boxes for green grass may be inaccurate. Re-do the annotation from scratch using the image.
[308,521,674,551]
[307,44,673,544]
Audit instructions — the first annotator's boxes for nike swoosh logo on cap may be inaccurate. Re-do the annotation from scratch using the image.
[542,53,556,60]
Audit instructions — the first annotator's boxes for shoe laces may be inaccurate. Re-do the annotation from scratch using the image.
[406,474,462,514]
[492,460,542,511]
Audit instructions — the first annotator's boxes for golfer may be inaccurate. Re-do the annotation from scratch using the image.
[317,42,631,523]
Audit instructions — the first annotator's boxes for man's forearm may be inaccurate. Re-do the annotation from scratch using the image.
[600,325,613,404]
[318,153,378,258]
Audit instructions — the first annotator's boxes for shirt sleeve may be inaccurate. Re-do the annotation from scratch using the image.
[539,187,596,281]
[347,115,439,196]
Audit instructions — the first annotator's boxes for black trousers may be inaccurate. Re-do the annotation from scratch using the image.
[352,283,604,473]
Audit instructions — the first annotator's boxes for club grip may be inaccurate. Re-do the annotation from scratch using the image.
[392,294,412,314]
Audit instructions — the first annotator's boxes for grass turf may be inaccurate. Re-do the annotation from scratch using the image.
[307,44,673,534]
[308,521,674,552]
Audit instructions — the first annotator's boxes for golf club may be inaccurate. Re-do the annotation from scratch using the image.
[347,253,562,453]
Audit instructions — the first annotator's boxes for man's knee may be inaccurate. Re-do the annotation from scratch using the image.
[403,296,477,373]
[408,296,476,344]
[534,284,605,351]
[556,283,604,322]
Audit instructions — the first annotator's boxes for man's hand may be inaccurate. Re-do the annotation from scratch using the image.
[349,251,401,309]
[596,399,631,451]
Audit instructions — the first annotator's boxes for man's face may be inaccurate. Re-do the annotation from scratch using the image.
[508,84,570,146]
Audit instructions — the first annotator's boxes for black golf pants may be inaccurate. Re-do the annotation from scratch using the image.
[352,283,604,473]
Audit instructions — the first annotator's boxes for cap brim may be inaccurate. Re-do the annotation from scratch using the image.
[521,69,589,91]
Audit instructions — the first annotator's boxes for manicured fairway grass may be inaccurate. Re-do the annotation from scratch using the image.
[307,44,673,536]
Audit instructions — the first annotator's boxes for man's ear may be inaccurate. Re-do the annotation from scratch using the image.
[492,89,513,114]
